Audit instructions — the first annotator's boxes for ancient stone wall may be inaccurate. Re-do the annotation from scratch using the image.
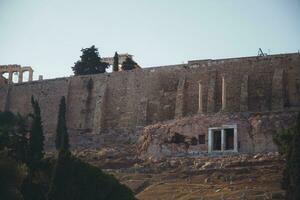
[0,53,299,150]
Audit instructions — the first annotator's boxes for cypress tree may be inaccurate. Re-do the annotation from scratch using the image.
[113,52,119,72]
[121,57,137,71]
[48,96,71,200]
[28,96,44,167]
[55,96,69,151]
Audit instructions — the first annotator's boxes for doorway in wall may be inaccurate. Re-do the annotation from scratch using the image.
[225,128,234,150]
[213,130,222,151]
[208,125,237,152]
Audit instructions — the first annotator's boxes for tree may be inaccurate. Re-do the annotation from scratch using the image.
[48,97,135,200]
[286,112,300,200]
[72,45,109,75]
[47,154,136,200]
[121,57,137,71]
[0,152,27,200]
[113,52,119,72]
[28,96,44,168]
[55,97,69,151]
[273,112,300,200]
[0,111,28,163]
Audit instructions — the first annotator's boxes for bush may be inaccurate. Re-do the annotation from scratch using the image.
[48,154,135,200]
[0,152,28,200]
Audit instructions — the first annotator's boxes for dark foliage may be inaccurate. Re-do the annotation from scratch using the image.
[0,97,135,200]
[273,112,300,200]
[28,96,44,168]
[0,152,27,200]
[286,113,300,200]
[0,111,28,162]
[21,158,54,200]
[113,51,119,72]
[72,45,109,75]
[55,97,69,151]
[0,111,16,149]
[121,57,137,71]
[48,153,135,200]
[48,96,135,200]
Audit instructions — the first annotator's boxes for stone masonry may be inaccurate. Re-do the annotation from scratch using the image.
[0,53,299,152]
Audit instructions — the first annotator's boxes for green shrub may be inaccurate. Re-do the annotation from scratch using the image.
[48,154,135,200]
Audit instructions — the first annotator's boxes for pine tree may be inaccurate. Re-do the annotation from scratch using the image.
[121,57,137,71]
[113,52,119,72]
[28,96,44,168]
[55,96,69,151]
[72,45,109,75]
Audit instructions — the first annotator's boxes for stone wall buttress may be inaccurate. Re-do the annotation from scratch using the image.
[175,77,186,118]
[93,80,107,134]
[240,75,249,111]
[207,71,216,112]
[272,68,284,110]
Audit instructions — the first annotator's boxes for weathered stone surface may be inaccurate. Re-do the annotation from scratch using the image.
[0,53,299,150]
[207,70,216,112]
[272,68,284,110]
[175,77,186,118]
[240,75,248,111]
[137,111,298,160]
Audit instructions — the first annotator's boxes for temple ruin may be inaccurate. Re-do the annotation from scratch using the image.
[0,65,34,84]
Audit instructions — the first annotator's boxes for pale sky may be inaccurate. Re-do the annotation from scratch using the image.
[0,0,299,80]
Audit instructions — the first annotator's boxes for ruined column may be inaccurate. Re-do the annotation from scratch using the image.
[198,82,203,113]
[208,128,213,152]
[175,77,186,118]
[8,71,13,83]
[240,75,248,111]
[221,129,225,151]
[18,70,23,83]
[28,70,33,82]
[271,68,284,110]
[207,71,216,112]
[234,126,238,152]
[221,76,226,111]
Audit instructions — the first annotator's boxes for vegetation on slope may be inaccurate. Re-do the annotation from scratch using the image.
[0,96,135,200]
[274,112,300,200]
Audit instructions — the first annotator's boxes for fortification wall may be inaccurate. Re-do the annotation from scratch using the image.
[0,53,299,149]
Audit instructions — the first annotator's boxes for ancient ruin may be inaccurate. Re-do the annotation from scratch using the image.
[0,53,299,158]
[0,65,34,84]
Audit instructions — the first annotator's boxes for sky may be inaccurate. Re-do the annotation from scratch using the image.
[0,0,299,80]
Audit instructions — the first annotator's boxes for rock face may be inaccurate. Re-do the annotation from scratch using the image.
[137,111,298,160]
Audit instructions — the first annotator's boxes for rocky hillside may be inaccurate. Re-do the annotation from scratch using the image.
[64,146,286,200]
